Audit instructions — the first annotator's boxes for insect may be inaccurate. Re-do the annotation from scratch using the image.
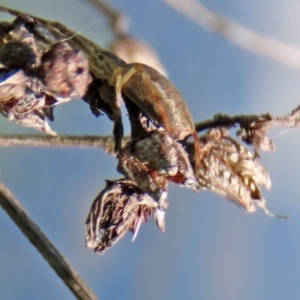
[0,5,200,176]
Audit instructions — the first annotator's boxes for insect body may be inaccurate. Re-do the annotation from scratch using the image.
[111,63,201,175]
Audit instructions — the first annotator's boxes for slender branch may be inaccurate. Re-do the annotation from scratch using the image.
[162,0,300,69]
[195,106,300,132]
[0,181,98,300]
[1,105,299,151]
[195,113,262,132]
[0,134,117,154]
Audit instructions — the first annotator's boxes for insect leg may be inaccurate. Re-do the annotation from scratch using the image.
[110,68,124,152]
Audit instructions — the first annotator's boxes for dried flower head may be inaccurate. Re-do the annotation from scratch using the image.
[118,129,199,208]
[237,114,275,152]
[0,41,36,70]
[0,69,27,101]
[188,129,287,218]
[85,178,165,254]
[0,69,56,134]
[40,42,91,100]
[0,16,91,133]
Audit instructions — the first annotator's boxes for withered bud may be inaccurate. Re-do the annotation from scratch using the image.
[188,129,287,218]
[85,178,165,254]
[0,69,27,101]
[0,41,36,70]
[237,114,275,152]
[0,71,56,135]
[8,108,56,135]
[118,130,198,208]
[41,42,91,99]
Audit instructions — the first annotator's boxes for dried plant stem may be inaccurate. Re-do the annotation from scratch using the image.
[162,0,300,69]
[195,106,300,132]
[195,114,262,132]
[0,134,117,154]
[1,105,299,152]
[0,181,98,300]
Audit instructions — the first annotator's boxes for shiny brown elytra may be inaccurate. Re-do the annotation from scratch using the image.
[118,64,194,140]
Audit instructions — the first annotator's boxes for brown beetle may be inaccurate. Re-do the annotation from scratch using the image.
[110,63,201,176]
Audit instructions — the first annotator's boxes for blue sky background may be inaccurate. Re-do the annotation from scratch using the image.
[1,0,300,299]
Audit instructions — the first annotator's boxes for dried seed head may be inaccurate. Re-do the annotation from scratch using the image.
[0,37,92,133]
[0,69,56,134]
[85,178,164,254]
[237,114,275,152]
[41,42,91,99]
[188,129,285,216]
[8,108,56,135]
[118,151,168,209]
[118,130,198,208]
[130,130,179,176]
[0,41,36,70]
[0,69,27,101]
[2,19,41,60]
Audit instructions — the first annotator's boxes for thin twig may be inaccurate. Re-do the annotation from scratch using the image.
[0,134,117,154]
[0,105,299,152]
[195,113,261,132]
[195,106,300,132]
[0,181,98,300]
[162,0,300,69]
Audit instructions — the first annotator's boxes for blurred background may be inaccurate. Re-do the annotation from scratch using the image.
[1,0,300,299]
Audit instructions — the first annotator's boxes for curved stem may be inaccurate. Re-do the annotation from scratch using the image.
[0,181,98,300]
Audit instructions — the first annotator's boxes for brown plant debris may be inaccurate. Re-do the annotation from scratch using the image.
[195,109,300,153]
[85,178,165,254]
[0,8,92,133]
[118,129,198,207]
[187,128,288,218]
